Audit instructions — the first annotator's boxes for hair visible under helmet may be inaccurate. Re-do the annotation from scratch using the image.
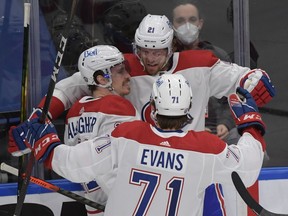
[78,45,124,89]
[134,14,174,68]
[151,74,193,129]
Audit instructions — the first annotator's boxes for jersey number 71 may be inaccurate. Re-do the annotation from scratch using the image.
[130,168,184,216]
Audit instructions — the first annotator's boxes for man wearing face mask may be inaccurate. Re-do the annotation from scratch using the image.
[172,1,240,146]
[172,2,231,62]
[172,2,239,216]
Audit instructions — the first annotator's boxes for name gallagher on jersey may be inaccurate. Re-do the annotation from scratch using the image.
[67,116,97,139]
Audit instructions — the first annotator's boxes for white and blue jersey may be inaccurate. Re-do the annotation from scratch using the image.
[52,120,265,216]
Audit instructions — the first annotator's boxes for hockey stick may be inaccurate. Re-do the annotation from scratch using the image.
[20,2,30,124]
[40,0,79,123]
[14,153,35,216]
[259,107,288,118]
[1,163,105,211]
[14,2,31,216]
[15,1,79,215]
[231,171,288,216]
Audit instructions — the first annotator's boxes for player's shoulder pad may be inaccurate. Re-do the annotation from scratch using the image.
[100,95,137,116]
[67,95,137,118]
[111,120,149,138]
[175,50,219,71]
[185,130,227,154]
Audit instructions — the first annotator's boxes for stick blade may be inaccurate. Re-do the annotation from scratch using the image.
[232,172,288,216]
[232,171,263,215]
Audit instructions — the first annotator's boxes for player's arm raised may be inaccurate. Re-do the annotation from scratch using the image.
[229,87,265,185]
[214,87,266,187]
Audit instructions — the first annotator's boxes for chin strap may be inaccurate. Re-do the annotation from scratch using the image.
[181,114,193,128]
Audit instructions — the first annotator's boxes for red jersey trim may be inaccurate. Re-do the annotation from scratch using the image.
[38,96,65,120]
[174,50,219,72]
[124,50,219,77]
[112,121,226,155]
[66,95,136,119]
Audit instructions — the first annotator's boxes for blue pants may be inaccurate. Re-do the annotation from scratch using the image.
[203,184,226,216]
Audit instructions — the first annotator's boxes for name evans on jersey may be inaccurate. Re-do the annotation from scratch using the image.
[138,146,188,172]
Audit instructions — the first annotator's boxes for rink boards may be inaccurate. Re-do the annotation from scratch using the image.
[0,167,287,216]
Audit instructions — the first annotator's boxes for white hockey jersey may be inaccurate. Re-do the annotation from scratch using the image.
[64,94,140,145]
[64,94,140,215]
[44,50,251,132]
[51,120,265,216]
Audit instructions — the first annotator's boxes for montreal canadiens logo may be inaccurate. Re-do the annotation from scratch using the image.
[141,101,155,126]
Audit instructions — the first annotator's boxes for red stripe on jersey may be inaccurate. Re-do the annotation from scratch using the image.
[38,96,65,119]
[112,121,226,155]
[174,50,219,72]
[124,50,219,77]
[86,209,103,214]
[66,95,137,120]
[247,181,259,216]
[215,184,226,216]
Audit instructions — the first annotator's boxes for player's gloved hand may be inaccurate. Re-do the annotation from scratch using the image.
[8,123,32,157]
[228,87,266,135]
[240,69,275,107]
[24,117,61,162]
[8,108,51,157]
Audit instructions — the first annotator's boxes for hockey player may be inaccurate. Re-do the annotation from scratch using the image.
[36,14,275,131]
[9,45,140,216]
[64,45,140,216]
[64,44,140,146]
[18,14,274,215]
[9,74,266,216]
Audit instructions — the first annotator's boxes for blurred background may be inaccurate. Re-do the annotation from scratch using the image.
[0,0,287,183]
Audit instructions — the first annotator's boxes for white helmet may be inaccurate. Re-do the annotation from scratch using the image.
[134,14,174,55]
[151,74,192,116]
[78,45,125,86]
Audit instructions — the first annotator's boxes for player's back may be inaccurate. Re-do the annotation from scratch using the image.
[105,120,227,215]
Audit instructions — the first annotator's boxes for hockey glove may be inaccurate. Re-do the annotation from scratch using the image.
[228,87,266,135]
[8,108,51,157]
[8,123,32,157]
[240,69,275,107]
[25,118,61,162]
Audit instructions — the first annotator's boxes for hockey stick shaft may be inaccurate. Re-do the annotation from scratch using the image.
[15,2,31,216]
[20,2,30,123]
[16,1,79,215]
[232,171,288,216]
[1,163,105,211]
[259,107,288,118]
[14,151,35,216]
[40,0,79,123]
